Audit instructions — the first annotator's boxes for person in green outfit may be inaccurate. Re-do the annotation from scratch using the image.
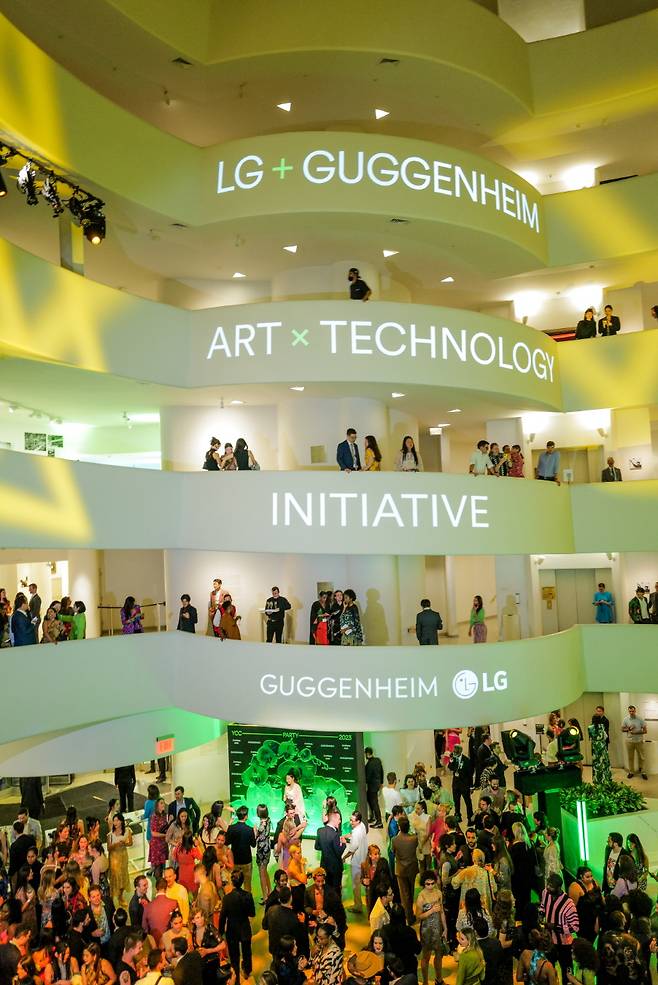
[57,600,87,640]
[468,595,487,644]
[455,927,485,985]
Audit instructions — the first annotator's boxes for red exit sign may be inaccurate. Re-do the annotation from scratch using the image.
[156,734,175,756]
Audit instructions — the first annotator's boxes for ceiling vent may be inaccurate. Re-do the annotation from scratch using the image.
[379,58,400,65]
[389,217,409,224]
[171,56,193,66]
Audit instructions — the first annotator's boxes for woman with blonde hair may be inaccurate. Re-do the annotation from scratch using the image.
[455,927,485,985]
[287,843,308,913]
[38,868,59,930]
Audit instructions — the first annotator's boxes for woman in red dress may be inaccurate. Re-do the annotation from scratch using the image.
[148,797,169,880]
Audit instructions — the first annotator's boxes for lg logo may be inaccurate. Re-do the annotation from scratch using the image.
[452,670,508,700]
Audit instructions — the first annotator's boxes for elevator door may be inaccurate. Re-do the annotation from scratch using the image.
[555,569,597,630]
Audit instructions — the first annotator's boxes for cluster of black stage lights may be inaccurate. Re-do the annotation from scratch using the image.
[0,141,106,244]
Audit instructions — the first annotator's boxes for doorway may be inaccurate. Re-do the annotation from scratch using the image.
[540,568,599,634]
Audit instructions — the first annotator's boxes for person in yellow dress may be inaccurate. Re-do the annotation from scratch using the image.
[364,435,382,471]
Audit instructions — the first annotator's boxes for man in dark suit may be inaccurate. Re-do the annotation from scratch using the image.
[176,594,198,632]
[263,886,307,958]
[448,745,473,824]
[10,595,35,646]
[8,822,36,881]
[415,599,443,645]
[114,764,136,813]
[364,746,384,827]
[171,938,203,985]
[218,870,255,980]
[336,428,361,472]
[226,806,256,893]
[598,305,621,336]
[601,457,622,482]
[168,785,201,834]
[128,875,150,927]
[314,821,344,891]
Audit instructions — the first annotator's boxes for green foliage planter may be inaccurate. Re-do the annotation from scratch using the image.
[561,781,646,819]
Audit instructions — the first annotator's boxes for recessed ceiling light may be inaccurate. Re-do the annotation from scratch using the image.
[441,276,455,283]
[283,244,298,253]
[290,386,305,392]
[391,392,405,398]
[382,249,398,258]
[8,405,16,414]
[230,400,245,405]
[277,102,292,112]
[232,272,246,279]
[375,108,390,120]
[447,408,462,413]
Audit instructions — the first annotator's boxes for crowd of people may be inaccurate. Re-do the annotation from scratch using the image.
[0,585,86,648]
[5,570,656,651]
[3,727,657,985]
[203,438,260,472]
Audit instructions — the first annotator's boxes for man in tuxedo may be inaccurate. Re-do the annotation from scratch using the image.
[167,785,201,834]
[336,428,361,472]
[415,599,443,645]
[448,745,473,823]
[601,457,622,482]
[314,821,344,891]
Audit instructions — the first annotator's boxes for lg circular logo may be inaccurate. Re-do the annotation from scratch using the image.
[452,670,479,700]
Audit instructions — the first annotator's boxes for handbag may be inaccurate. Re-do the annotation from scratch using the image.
[249,458,261,471]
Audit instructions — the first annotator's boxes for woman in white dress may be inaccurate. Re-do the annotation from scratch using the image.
[283,770,306,819]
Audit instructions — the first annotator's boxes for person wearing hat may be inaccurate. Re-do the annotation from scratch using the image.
[345,950,384,985]
[629,587,651,624]
[348,268,371,301]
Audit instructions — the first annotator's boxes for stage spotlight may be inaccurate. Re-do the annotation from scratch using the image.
[68,194,84,220]
[82,207,106,245]
[501,729,538,767]
[41,176,64,216]
[557,725,583,764]
[0,172,6,198]
[17,162,39,205]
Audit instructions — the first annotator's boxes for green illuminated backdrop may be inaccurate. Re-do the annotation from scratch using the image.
[227,724,359,835]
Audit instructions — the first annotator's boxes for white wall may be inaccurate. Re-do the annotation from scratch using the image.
[160,405,279,472]
[364,730,436,786]
[68,550,101,639]
[173,731,228,810]
[452,555,496,624]
[100,549,165,632]
[619,553,658,613]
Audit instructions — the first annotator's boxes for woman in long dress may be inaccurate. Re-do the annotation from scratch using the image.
[107,812,132,904]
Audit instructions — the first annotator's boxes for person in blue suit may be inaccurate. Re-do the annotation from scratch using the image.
[336,428,361,472]
[11,593,36,645]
